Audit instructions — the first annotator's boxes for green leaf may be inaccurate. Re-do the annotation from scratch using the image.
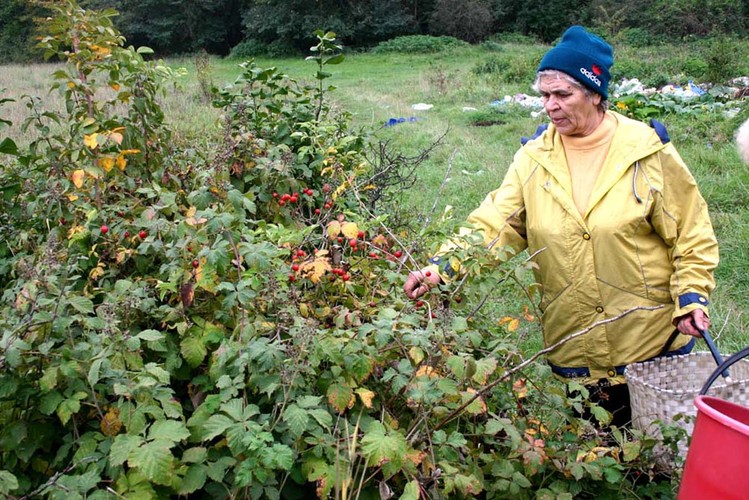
[178,464,207,495]
[67,295,94,314]
[0,470,19,495]
[326,382,353,413]
[472,357,498,384]
[182,447,207,464]
[206,456,236,482]
[56,398,81,425]
[622,441,641,462]
[39,366,59,392]
[180,335,207,368]
[360,422,406,469]
[308,409,333,430]
[325,54,345,65]
[266,443,294,470]
[128,440,174,486]
[399,480,419,500]
[39,391,63,415]
[283,404,309,437]
[110,434,143,467]
[0,138,18,156]
[137,329,165,341]
[148,420,190,444]
[202,414,234,441]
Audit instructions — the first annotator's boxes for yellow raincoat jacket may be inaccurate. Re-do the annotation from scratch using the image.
[432,111,719,383]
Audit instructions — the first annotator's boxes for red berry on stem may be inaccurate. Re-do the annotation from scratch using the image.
[297,249,306,257]
[425,270,431,277]
[357,230,365,239]
[192,259,199,268]
[124,230,130,238]
[288,274,296,282]
[291,264,300,272]
[314,208,321,215]
[369,251,378,258]
[139,230,147,239]
[342,274,350,281]
[349,239,357,248]
[290,195,298,203]
[100,225,109,234]
[394,250,403,258]
[272,192,279,198]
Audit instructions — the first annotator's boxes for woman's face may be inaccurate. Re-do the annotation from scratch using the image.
[537,74,602,137]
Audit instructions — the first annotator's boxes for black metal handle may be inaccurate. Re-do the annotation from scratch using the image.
[700,345,749,395]
[700,329,729,379]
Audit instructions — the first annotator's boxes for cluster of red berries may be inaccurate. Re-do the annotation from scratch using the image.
[100,225,146,240]
[330,267,350,281]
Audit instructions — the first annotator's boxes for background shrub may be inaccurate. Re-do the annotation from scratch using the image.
[372,35,470,54]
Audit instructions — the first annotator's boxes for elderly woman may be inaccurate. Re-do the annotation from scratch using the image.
[404,26,719,427]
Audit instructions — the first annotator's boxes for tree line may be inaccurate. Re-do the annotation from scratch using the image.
[1,0,748,62]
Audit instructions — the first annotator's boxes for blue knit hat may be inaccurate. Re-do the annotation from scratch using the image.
[537,26,614,99]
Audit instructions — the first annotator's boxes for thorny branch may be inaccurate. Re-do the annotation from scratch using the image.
[433,304,665,431]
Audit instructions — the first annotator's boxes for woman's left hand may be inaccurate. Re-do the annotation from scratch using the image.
[675,309,710,337]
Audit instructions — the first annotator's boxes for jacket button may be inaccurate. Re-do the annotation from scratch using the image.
[595,306,604,313]
[607,369,616,377]
[582,233,591,240]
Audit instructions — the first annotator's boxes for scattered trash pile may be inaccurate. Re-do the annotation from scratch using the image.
[384,77,748,127]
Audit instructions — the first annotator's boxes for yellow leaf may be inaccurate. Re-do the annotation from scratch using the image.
[340,221,359,239]
[414,365,438,378]
[110,83,120,91]
[326,220,341,240]
[67,81,76,89]
[98,156,115,173]
[100,407,122,437]
[84,133,99,149]
[499,316,519,332]
[71,169,85,188]
[409,346,425,365]
[355,388,375,409]
[115,155,127,171]
[299,257,332,284]
[89,264,105,281]
[67,194,79,202]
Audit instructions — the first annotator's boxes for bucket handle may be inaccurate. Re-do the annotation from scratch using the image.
[700,345,749,395]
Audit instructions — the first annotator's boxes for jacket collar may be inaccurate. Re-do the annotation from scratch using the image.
[522,111,667,219]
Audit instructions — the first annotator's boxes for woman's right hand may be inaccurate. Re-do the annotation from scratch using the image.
[403,267,442,299]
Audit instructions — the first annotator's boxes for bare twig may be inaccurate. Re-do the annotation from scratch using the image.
[433,304,665,430]
[20,456,98,500]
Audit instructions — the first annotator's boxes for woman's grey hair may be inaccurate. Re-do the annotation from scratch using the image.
[533,70,608,112]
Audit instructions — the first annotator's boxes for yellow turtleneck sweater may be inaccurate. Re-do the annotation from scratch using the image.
[560,113,618,216]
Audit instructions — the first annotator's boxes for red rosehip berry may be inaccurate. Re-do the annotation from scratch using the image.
[289,195,298,203]
[415,300,424,308]
[349,239,358,248]
[314,208,321,215]
[288,274,296,282]
[192,259,199,268]
[100,225,109,234]
[394,250,403,258]
[291,264,300,272]
[279,200,286,206]
[425,270,431,277]
[138,230,147,239]
[322,183,332,194]
[357,230,365,239]
[324,202,332,209]
[296,249,306,257]
[369,251,378,258]
[272,192,279,198]
[342,274,350,281]
[124,230,130,238]
[281,193,291,201]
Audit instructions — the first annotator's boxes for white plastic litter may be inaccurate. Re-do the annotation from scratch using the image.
[412,103,433,111]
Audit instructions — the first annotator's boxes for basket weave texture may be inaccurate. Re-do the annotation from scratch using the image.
[625,352,749,455]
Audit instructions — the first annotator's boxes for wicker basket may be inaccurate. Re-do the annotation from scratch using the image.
[625,352,749,457]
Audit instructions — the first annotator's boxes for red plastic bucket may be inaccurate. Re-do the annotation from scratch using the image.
[678,395,749,499]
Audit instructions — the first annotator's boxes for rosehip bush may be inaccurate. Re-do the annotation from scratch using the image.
[0,2,682,499]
